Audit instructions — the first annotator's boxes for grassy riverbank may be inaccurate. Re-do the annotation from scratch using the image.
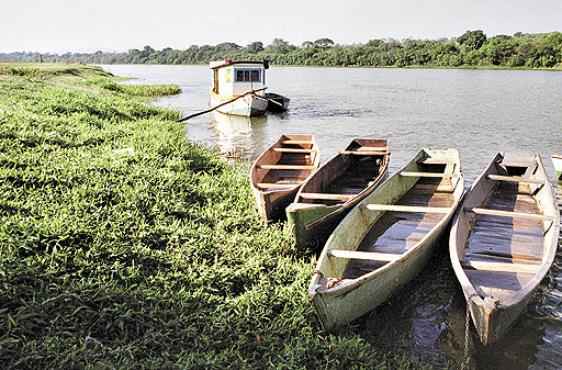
[0,64,428,369]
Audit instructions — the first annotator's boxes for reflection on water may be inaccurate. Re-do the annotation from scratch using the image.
[100,64,562,370]
[210,112,267,159]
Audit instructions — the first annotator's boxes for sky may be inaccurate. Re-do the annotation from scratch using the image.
[3,0,562,53]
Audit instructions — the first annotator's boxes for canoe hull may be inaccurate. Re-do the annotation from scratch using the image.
[265,92,290,112]
[286,203,347,250]
[312,218,450,330]
[450,152,560,345]
[253,186,299,222]
[287,139,390,251]
[468,293,532,346]
[553,155,562,183]
[250,134,320,222]
[210,92,268,117]
[309,148,463,330]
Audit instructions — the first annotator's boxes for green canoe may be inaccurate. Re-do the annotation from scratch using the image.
[309,148,463,330]
[286,138,390,250]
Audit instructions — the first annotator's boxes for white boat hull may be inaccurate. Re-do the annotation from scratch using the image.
[210,92,268,117]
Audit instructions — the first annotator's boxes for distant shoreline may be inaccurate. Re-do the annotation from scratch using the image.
[95,62,562,72]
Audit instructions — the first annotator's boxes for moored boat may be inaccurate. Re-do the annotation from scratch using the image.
[449,153,559,345]
[309,148,463,330]
[286,138,390,250]
[250,134,320,222]
[210,60,269,117]
[552,154,562,183]
[265,92,290,112]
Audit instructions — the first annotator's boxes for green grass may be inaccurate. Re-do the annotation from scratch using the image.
[0,64,429,369]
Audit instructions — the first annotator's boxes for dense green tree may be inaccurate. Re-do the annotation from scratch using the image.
[2,31,561,69]
[314,38,335,48]
[458,30,487,50]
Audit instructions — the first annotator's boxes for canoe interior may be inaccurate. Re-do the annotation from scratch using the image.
[297,139,389,205]
[316,149,460,289]
[251,134,318,190]
[343,178,455,279]
[455,154,552,302]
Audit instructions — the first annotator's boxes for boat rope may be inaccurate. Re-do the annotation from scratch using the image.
[177,87,267,122]
[461,295,477,370]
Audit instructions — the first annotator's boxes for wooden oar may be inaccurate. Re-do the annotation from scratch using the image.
[177,87,267,122]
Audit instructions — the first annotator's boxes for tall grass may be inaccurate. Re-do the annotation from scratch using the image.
[0,64,427,369]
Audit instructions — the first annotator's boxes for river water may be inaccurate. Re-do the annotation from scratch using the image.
[102,64,561,369]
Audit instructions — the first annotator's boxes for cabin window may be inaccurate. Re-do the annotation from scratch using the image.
[234,69,261,82]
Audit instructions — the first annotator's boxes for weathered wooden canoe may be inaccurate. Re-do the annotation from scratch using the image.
[286,138,390,250]
[552,154,562,183]
[309,148,463,330]
[449,153,560,345]
[250,134,320,222]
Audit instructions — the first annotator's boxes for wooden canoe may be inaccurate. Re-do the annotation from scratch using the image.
[286,138,390,250]
[552,154,562,183]
[309,148,463,330]
[449,153,560,345]
[250,134,320,222]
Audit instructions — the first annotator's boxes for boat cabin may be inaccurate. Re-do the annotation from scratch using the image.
[209,60,268,97]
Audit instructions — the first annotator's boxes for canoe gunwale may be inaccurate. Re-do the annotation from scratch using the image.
[310,148,463,298]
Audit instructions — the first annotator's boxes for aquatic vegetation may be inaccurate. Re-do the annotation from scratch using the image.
[0,64,428,369]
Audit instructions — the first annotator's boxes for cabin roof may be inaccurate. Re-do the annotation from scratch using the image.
[209,60,268,70]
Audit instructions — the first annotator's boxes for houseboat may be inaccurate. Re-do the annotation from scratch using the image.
[209,60,289,117]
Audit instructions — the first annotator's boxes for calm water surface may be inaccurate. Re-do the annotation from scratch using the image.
[103,64,561,369]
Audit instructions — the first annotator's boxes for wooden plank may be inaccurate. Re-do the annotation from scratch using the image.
[365,204,451,214]
[281,140,312,145]
[340,150,389,156]
[462,259,540,273]
[299,193,354,201]
[273,148,314,153]
[357,146,388,152]
[400,171,449,178]
[468,207,553,221]
[257,182,301,189]
[487,174,544,185]
[259,164,314,170]
[328,249,401,262]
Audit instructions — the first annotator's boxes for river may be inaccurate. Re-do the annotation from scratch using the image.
[102,64,562,370]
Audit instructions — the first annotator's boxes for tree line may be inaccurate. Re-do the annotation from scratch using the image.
[2,31,562,69]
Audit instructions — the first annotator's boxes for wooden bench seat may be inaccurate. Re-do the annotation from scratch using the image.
[467,207,552,221]
[273,148,315,153]
[328,249,401,262]
[400,171,450,178]
[281,140,313,145]
[340,150,389,156]
[299,193,354,201]
[462,258,540,274]
[365,204,451,214]
[257,182,301,189]
[259,164,315,170]
[487,174,544,185]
